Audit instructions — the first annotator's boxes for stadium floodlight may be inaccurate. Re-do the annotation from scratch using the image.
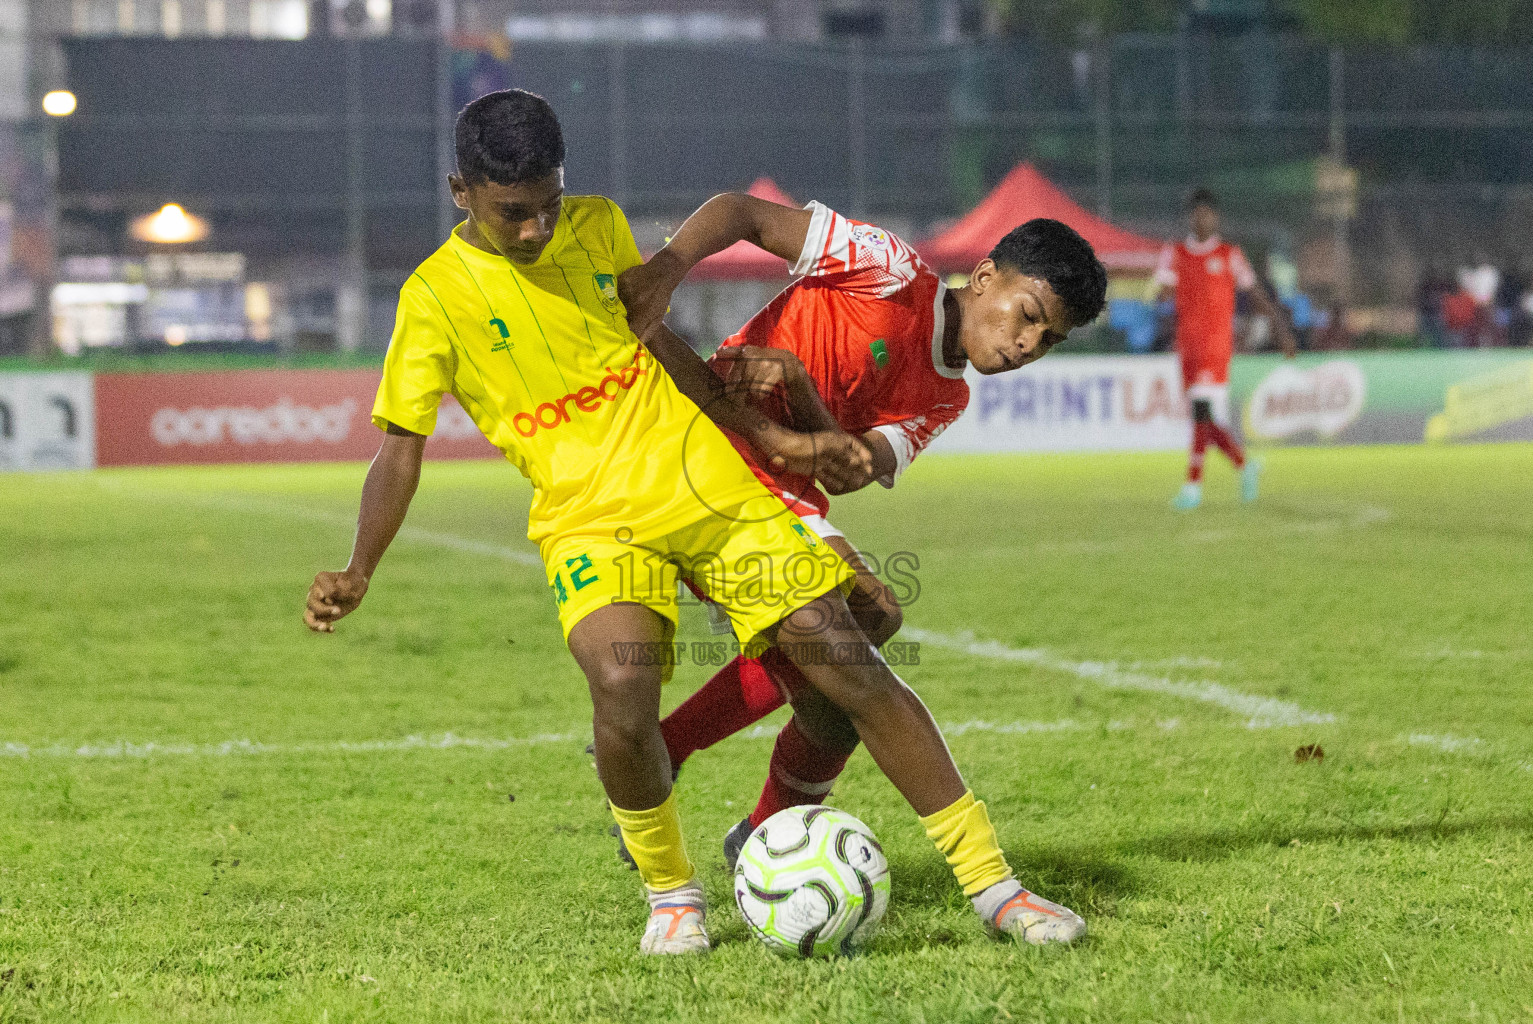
[42,90,78,117]
[130,203,211,245]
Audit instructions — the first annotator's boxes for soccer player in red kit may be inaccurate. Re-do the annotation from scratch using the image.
[1153,188,1295,510]
[619,194,1107,872]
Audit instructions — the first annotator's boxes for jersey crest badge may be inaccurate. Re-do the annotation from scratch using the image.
[869,338,890,369]
[593,272,620,312]
[1206,256,1225,274]
[850,225,890,249]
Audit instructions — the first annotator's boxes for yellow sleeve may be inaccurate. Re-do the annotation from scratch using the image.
[372,279,458,436]
[605,198,645,275]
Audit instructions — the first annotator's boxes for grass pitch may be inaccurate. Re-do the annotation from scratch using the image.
[2,445,1531,1023]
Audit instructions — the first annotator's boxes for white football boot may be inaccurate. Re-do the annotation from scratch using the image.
[977,881,1087,946]
[639,883,710,955]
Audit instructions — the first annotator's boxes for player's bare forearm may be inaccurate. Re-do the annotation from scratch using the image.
[643,326,871,482]
[641,324,781,443]
[662,193,812,268]
[347,427,426,578]
[780,360,842,435]
[304,425,425,633]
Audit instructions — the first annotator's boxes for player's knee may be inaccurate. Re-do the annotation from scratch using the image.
[586,662,661,738]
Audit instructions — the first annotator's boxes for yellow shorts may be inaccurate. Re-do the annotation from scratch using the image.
[542,494,855,656]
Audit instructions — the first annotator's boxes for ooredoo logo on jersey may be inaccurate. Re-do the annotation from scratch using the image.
[511,349,651,438]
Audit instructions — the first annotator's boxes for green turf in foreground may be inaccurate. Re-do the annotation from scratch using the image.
[1,445,1531,1023]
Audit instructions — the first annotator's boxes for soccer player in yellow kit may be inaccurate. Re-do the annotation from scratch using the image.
[304,89,1085,953]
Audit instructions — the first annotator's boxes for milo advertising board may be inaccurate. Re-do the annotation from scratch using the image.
[1230,351,1533,447]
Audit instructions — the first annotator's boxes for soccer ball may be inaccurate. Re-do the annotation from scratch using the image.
[733,805,890,958]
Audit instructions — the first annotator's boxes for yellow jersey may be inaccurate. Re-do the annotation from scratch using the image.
[373,195,770,548]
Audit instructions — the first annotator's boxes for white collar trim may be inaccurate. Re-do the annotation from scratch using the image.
[930,282,964,379]
[1184,234,1223,255]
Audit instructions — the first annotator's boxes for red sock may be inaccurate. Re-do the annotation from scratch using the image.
[1188,421,1211,483]
[1207,422,1245,468]
[759,645,812,700]
[660,656,785,769]
[749,717,853,828]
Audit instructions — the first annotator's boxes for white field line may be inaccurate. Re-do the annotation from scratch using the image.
[1404,732,1488,755]
[222,495,542,567]
[1,732,583,759]
[967,503,1392,560]
[1,720,1111,760]
[903,627,1336,729]
[106,485,543,567]
[6,720,1498,762]
[69,487,1493,758]
[1410,647,1529,661]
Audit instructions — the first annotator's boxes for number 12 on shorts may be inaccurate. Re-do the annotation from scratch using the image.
[551,552,600,606]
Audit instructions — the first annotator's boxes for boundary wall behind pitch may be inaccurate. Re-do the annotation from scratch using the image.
[2,353,1530,471]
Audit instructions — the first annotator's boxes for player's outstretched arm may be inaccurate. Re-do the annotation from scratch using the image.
[619,194,813,341]
[304,423,426,633]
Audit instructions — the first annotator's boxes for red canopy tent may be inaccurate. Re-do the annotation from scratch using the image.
[689,177,801,281]
[918,163,1162,274]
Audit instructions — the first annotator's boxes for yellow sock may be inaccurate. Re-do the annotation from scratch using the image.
[609,790,696,893]
[920,790,1013,897]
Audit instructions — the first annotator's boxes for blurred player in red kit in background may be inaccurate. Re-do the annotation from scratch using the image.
[1154,188,1296,510]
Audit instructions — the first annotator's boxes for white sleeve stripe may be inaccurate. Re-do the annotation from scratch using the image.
[791,201,835,277]
[872,423,917,489]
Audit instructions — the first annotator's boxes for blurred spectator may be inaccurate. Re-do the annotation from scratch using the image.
[1281,293,1317,350]
[1495,265,1530,347]
[1457,260,1504,346]
[1416,267,1453,348]
[1266,251,1300,303]
[1310,304,1355,351]
[1460,260,1500,306]
[1442,285,1479,347]
[1521,286,1533,348]
[1108,298,1159,353]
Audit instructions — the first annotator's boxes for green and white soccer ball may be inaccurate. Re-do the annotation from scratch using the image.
[733,805,890,958]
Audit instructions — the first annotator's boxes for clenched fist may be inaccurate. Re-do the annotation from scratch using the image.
[304,569,369,633]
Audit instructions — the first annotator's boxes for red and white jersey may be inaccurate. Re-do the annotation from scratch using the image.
[709,202,969,519]
[1153,235,1256,385]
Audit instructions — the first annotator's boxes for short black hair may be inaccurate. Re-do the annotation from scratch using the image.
[454,89,565,186]
[1187,186,1219,211]
[989,218,1108,326]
